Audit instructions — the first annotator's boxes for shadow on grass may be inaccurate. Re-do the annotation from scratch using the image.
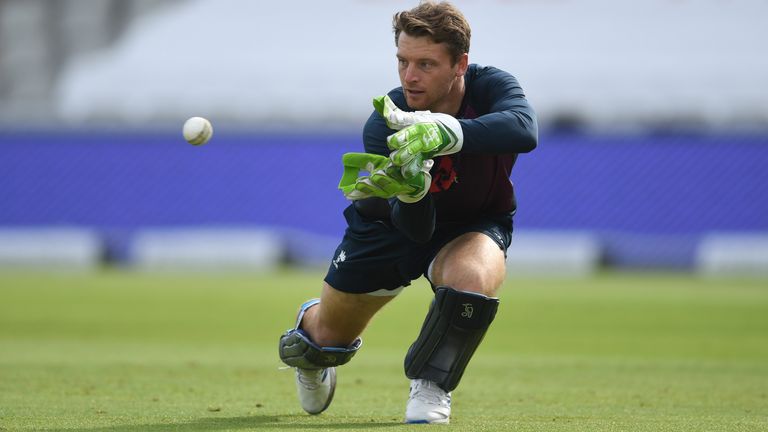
[42,415,403,431]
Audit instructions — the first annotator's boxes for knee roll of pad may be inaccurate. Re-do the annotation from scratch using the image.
[404,286,499,391]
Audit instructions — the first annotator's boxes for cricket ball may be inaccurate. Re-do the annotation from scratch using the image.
[183,116,213,146]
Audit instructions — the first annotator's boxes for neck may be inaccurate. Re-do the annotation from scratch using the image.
[433,76,465,116]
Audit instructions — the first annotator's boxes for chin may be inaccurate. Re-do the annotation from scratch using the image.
[405,96,429,110]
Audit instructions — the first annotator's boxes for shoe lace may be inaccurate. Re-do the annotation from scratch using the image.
[296,368,324,391]
[411,380,451,407]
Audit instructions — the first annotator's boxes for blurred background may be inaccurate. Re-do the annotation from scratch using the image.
[1,0,767,276]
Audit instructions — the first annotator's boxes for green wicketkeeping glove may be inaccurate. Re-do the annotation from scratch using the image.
[373,95,463,177]
[338,152,433,203]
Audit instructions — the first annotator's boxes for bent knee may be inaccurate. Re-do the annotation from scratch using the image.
[435,265,505,297]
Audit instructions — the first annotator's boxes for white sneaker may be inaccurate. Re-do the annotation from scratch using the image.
[296,367,336,415]
[404,379,451,424]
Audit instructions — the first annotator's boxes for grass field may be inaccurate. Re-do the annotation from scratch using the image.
[1,269,767,431]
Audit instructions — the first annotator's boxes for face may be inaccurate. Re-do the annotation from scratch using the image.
[396,32,468,113]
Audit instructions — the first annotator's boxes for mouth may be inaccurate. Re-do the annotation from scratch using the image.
[405,89,425,97]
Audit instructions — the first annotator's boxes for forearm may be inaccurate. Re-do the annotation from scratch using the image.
[459,108,538,154]
[390,194,435,244]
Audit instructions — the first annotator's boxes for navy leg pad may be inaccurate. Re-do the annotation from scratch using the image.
[404,286,499,391]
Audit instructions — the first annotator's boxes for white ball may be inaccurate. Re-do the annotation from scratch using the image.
[183,116,213,146]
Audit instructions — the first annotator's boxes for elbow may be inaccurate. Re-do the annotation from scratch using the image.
[523,113,539,152]
[403,226,435,244]
[394,214,435,244]
[510,111,538,153]
[523,129,538,152]
[390,196,435,244]
[512,127,537,153]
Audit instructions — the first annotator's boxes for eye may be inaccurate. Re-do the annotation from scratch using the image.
[398,58,408,68]
[420,61,434,70]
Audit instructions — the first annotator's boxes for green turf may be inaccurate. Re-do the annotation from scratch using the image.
[1,270,767,431]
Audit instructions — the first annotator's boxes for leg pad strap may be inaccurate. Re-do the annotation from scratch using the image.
[404,286,499,391]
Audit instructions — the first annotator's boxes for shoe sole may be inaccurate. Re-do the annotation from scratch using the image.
[405,418,450,424]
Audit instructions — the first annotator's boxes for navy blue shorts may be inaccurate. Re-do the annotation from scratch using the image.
[324,204,513,294]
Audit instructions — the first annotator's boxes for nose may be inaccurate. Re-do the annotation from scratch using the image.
[404,64,420,83]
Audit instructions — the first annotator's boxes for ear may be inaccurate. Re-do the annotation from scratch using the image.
[455,53,469,77]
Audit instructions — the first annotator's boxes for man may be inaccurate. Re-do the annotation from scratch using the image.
[279,1,537,424]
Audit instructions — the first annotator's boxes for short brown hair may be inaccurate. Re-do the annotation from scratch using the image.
[393,1,471,64]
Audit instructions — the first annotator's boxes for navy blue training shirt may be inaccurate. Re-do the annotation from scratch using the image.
[358,64,538,239]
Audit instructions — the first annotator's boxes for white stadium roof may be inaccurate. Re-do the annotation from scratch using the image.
[54,0,768,129]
